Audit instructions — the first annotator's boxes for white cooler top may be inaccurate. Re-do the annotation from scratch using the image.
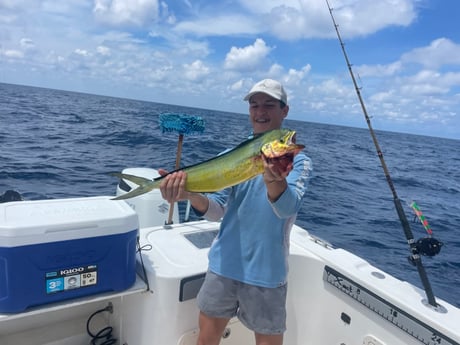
[0,196,138,247]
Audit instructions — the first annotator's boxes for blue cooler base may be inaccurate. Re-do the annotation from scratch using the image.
[0,229,138,313]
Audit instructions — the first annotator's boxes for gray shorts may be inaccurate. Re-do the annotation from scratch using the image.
[197,270,287,334]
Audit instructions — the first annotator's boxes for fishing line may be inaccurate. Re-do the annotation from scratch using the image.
[326,0,441,308]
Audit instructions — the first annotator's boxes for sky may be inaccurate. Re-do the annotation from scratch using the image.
[1,0,459,140]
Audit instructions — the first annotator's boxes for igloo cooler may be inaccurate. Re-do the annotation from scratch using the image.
[0,196,139,313]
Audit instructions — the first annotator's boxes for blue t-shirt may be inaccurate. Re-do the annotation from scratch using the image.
[202,153,312,288]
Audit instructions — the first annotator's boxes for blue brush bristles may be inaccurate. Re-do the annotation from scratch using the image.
[159,113,205,135]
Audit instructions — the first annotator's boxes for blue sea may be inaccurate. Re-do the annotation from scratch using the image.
[1,82,459,308]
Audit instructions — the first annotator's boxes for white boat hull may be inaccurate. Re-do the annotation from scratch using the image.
[1,170,458,344]
[1,218,458,345]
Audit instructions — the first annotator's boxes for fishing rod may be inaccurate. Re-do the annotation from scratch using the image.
[325,0,442,308]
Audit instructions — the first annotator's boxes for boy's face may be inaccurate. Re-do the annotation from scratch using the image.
[248,93,288,134]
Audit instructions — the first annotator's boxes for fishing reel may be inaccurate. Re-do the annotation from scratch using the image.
[408,237,443,266]
[415,237,443,256]
[407,201,443,262]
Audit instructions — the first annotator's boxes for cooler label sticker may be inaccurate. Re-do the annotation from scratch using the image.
[46,265,98,294]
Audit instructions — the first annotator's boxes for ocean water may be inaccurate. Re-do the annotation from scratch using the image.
[1,82,459,308]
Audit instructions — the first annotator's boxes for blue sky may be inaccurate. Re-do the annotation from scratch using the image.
[1,0,459,139]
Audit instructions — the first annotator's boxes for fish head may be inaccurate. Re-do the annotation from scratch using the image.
[260,130,305,160]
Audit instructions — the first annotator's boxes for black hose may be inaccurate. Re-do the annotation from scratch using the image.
[86,305,117,345]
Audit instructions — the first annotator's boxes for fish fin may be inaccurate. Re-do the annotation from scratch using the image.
[110,172,152,186]
[294,144,306,155]
[110,172,161,200]
[111,184,157,200]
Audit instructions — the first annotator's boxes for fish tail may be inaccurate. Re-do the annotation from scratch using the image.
[110,172,152,185]
[110,172,161,200]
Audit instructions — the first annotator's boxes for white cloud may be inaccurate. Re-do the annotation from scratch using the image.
[19,37,35,50]
[160,2,176,24]
[399,70,460,96]
[93,0,160,27]
[265,5,309,41]
[0,12,18,25]
[284,65,312,85]
[96,45,111,56]
[170,39,210,59]
[183,60,210,81]
[173,14,259,37]
[41,1,91,16]
[312,78,350,96]
[331,0,415,37]
[3,49,24,58]
[74,48,91,57]
[224,38,272,71]
[238,0,416,40]
[229,79,245,93]
[401,83,448,96]
[356,61,402,77]
[370,90,394,103]
[268,63,284,76]
[0,0,30,10]
[343,37,460,132]
[401,38,460,69]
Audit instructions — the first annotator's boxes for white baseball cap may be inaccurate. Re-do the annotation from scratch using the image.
[243,79,287,104]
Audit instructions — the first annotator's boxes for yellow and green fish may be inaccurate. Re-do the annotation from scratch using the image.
[111,129,304,200]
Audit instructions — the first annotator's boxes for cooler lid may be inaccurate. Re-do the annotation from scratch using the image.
[0,196,138,247]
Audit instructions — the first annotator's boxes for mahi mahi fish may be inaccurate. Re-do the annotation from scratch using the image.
[111,129,305,200]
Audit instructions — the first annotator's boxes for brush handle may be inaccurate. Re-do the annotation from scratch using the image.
[174,134,184,170]
[166,134,184,225]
